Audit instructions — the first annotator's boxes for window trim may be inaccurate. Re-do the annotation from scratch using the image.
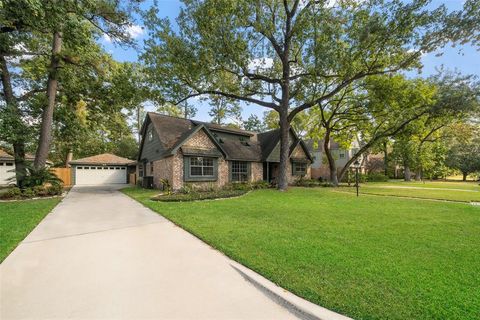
[292,161,308,176]
[184,156,218,182]
[229,161,250,182]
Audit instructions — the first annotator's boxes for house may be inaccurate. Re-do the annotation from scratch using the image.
[0,149,52,185]
[69,153,136,185]
[137,112,313,190]
[306,139,366,180]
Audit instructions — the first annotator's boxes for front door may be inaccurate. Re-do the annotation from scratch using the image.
[269,163,279,183]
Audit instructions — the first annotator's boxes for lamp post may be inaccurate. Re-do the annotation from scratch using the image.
[354,159,360,197]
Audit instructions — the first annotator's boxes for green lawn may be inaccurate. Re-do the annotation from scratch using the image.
[345,180,480,202]
[0,198,61,262]
[123,186,480,320]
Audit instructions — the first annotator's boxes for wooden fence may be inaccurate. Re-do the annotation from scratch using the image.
[129,173,137,185]
[51,168,72,186]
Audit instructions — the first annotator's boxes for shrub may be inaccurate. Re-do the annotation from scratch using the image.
[33,185,48,197]
[160,179,172,195]
[366,173,389,182]
[1,187,22,199]
[22,166,62,188]
[151,189,247,202]
[250,181,270,189]
[178,185,194,194]
[46,184,63,196]
[22,188,35,198]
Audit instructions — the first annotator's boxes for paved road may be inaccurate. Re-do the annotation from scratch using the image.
[0,185,297,319]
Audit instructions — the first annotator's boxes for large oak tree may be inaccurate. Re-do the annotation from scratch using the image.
[142,0,467,190]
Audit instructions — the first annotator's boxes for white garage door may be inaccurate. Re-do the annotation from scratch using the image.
[0,162,15,185]
[75,166,127,185]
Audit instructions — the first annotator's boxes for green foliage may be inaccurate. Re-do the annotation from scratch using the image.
[151,189,247,202]
[208,96,242,125]
[2,187,22,199]
[243,114,264,132]
[21,166,62,188]
[46,184,63,196]
[365,173,389,182]
[160,178,172,195]
[294,178,332,188]
[141,0,465,189]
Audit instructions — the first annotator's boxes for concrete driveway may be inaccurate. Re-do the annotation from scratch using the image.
[0,185,297,320]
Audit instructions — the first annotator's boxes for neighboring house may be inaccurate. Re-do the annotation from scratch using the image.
[0,149,52,185]
[306,139,366,180]
[69,153,136,185]
[137,112,313,190]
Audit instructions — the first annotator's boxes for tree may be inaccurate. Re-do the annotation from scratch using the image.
[392,73,480,181]
[0,0,140,172]
[446,138,480,181]
[142,0,465,190]
[303,75,437,185]
[208,96,242,125]
[243,114,265,132]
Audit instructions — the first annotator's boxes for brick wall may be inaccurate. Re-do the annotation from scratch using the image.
[251,162,263,182]
[152,157,173,189]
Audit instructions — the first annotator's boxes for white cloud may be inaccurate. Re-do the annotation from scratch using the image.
[102,25,143,43]
[248,57,274,71]
[126,24,144,39]
[102,34,112,43]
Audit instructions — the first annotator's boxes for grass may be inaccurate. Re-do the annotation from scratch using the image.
[123,186,480,320]
[0,198,61,262]
[344,180,480,202]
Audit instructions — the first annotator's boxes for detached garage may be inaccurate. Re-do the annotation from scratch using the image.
[70,153,136,185]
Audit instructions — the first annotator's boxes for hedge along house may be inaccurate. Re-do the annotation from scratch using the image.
[137,112,313,190]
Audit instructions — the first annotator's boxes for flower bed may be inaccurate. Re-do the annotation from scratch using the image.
[151,189,248,202]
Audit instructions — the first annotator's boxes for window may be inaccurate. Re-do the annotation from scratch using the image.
[138,164,143,177]
[148,129,154,142]
[231,161,249,182]
[184,157,217,181]
[339,151,346,159]
[190,157,214,177]
[6,162,13,166]
[292,161,307,176]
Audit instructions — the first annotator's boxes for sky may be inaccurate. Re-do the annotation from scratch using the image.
[101,0,480,123]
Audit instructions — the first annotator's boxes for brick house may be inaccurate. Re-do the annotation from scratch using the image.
[137,112,313,190]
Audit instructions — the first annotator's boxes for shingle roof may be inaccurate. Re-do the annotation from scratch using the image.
[69,153,136,165]
[257,129,280,161]
[144,113,312,162]
[0,149,12,160]
[0,149,50,163]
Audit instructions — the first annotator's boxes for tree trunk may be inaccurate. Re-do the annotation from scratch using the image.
[65,149,73,167]
[324,130,339,186]
[404,165,411,181]
[0,55,27,187]
[34,31,62,169]
[278,110,290,191]
[415,167,422,181]
[383,141,388,176]
[462,172,468,181]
